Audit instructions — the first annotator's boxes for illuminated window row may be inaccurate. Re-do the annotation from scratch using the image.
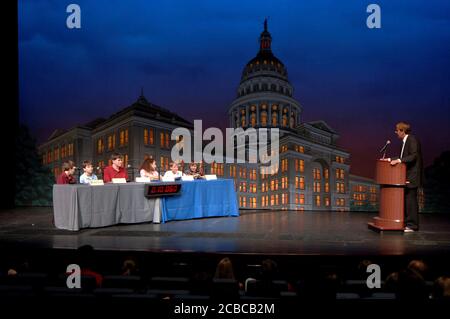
[211,163,224,176]
[43,143,74,164]
[143,128,154,145]
[97,129,128,154]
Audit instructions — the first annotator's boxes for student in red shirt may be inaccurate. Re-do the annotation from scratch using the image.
[103,153,129,183]
[56,160,76,184]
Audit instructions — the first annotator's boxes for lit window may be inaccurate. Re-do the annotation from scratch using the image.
[108,134,115,151]
[281,159,288,172]
[144,129,148,145]
[295,176,305,190]
[120,131,125,146]
[314,181,321,193]
[97,138,104,154]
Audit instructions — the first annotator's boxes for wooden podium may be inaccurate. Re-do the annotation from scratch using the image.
[368,160,406,232]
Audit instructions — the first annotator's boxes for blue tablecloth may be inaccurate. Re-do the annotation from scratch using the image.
[161,179,239,223]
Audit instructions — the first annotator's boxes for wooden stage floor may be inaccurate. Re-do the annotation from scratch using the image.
[1,207,450,257]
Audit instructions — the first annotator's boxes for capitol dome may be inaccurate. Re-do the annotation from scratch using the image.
[229,19,302,129]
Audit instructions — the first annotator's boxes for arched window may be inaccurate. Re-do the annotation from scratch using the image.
[272,112,278,126]
[251,113,256,127]
[290,113,295,128]
[282,114,288,127]
[261,111,268,126]
[241,109,246,127]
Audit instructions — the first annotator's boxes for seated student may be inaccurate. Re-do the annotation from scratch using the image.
[184,161,203,179]
[56,160,76,184]
[163,161,183,180]
[103,153,129,183]
[139,157,160,180]
[79,160,98,184]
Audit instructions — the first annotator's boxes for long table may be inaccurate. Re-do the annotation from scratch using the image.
[161,179,240,223]
[53,179,239,231]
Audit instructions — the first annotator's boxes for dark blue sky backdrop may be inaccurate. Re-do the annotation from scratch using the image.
[19,0,450,178]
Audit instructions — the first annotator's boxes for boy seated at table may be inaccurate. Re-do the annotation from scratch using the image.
[56,160,76,184]
[184,161,204,179]
[139,157,160,181]
[79,160,98,184]
[103,153,129,183]
[163,161,183,180]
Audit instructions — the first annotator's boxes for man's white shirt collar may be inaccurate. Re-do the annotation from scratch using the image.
[403,134,409,143]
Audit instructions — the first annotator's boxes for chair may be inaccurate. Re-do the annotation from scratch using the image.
[210,279,240,300]
[336,292,361,300]
[149,276,190,290]
[102,275,142,290]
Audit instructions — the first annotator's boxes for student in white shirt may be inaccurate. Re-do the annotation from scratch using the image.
[139,157,160,181]
[79,160,98,184]
[163,161,183,179]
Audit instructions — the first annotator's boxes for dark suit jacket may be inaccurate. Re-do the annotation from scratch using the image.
[399,134,424,188]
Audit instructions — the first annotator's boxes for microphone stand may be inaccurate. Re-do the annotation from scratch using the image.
[380,141,390,160]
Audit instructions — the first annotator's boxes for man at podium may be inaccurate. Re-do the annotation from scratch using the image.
[388,122,424,232]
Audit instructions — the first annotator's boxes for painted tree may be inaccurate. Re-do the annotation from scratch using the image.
[15,125,53,206]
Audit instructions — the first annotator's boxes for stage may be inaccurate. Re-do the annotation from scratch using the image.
[1,207,450,256]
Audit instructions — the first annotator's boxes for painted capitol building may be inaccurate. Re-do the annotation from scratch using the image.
[39,21,379,212]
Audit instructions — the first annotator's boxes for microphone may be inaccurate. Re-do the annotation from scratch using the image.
[156,165,162,181]
[379,140,391,153]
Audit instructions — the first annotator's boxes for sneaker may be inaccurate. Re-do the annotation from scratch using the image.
[404,227,415,233]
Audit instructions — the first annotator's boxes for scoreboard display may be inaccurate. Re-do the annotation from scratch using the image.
[144,182,182,198]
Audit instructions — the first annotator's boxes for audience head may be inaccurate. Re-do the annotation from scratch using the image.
[122,257,138,276]
[261,259,278,280]
[433,276,450,300]
[385,271,399,292]
[214,257,235,280]
[396,268,428,300]
[408,259,428,278]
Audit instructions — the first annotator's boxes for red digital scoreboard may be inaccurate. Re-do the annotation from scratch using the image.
[144,182,182,198]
